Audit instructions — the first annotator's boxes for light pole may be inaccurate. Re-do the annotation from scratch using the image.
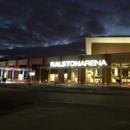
[28,35,32,88]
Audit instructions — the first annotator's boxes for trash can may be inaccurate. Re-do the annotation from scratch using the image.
[116,78,120,83]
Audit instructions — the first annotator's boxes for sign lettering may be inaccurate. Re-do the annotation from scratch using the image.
[50,60,107,67]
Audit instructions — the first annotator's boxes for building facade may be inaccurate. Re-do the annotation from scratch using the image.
[0,37,130,86]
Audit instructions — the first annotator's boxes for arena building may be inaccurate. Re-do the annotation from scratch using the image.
[0,37,130,86]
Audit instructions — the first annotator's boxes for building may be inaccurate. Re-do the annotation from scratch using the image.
[0,37,130,86]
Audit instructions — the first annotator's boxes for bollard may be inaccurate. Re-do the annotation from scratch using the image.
[27,83,31,89]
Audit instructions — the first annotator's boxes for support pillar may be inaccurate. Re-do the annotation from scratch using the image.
[48,69,51,83]
[102,54,111,85]
[12,70,14,80]
[22,70,24,81]
[1,70,3,82]
[119,62,122,87]
[1,70,3,78]
[39,68,41,84]
[58,69,64,83]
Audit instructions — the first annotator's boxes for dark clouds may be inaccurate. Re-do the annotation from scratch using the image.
[0,0,130,59]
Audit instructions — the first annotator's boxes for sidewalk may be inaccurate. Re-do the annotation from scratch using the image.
[34,84,130,96]
[1,83,130,96]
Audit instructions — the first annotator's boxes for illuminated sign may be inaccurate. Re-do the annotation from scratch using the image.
[30,72,35,76]
[50,60,107,67]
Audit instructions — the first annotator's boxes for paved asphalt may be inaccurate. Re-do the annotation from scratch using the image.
[0,84,130,130]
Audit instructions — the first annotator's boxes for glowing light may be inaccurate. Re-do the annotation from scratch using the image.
[50,60,107,67]
[30,72,35,76]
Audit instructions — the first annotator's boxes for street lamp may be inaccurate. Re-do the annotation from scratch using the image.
[27,35,32,88]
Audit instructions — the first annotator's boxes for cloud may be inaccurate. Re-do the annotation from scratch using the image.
[0,0,130,59]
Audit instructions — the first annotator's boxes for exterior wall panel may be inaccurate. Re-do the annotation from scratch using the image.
[92,43,130,54]
[7,60,16,67]
[0,61,6,67]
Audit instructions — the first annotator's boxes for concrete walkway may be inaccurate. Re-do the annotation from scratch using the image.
[0,83,130,96]
[1,84,130,130]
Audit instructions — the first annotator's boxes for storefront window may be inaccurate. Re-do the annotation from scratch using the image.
[71,69,78,83]
[111,62,130,84]
[64,69,71,83]
[122,66,128,83]
[94,67,102,83]
[49,74,58,82]
[86,68,93,83]
[111,67,118,83]
[111,63,120,83]
[63,69,78,83]
[49,69,58,83]
[85,67,102,84]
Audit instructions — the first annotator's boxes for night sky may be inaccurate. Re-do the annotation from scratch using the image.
[0,0,130,60]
